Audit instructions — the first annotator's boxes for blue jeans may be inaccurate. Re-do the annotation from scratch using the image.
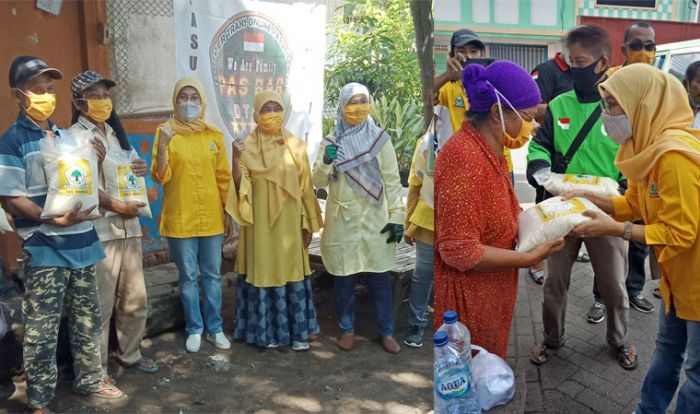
[636,300,700,414]
[167,235,224,335]
[334,272,394,337]
[408,241,434,328]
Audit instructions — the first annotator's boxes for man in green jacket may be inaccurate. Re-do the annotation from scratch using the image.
[527,25,638,370]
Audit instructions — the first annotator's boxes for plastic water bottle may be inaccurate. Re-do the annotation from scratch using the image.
[434,331,481,414]
[437,310,472,365]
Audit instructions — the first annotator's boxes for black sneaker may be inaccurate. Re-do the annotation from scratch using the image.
[630,294,655,313]
[586,301,606,324]
[403,326,424,348]
[653,288,662,299]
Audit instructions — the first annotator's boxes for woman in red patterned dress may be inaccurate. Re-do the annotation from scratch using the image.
[435,61,565,358]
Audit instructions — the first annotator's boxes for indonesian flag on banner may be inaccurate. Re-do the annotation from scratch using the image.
[531,71,539,80]
[243,32,264,52]
[558,117,570,130]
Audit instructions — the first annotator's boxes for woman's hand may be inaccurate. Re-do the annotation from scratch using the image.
[302,229,312,248]
[224,214,234,242]
[232,139,246,163]
[524,238,566,267]
[158,124,176,149]
[570,210,623,239]
[404,234,415,246]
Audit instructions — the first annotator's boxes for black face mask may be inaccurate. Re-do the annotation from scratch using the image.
[570,58,606,101]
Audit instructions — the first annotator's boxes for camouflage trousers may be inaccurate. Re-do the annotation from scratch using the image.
[22,263,102,409]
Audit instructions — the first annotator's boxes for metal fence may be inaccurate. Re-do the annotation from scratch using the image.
[485,42,549,74]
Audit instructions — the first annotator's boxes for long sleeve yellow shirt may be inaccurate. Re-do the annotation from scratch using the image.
[151,127,231,238]
[612,151,700,321]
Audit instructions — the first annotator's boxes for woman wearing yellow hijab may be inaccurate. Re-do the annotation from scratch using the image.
[563,64,700,414]
[151,77,233,353]
[226,90,322,351]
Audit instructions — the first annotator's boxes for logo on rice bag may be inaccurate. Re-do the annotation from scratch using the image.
[117,165,145,198]
[535,199,587,222]
[563,174,600,185]
[58,159,92,195]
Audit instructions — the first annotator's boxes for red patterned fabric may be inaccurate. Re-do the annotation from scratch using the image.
[434,121,521,358]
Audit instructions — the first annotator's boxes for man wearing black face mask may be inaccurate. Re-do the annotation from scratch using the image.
[527,25,638,371]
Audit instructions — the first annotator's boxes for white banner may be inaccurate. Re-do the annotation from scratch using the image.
[173,0,327,159]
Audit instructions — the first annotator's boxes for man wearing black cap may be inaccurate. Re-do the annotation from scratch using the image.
[0,56,123,412]
[434,29,516,181]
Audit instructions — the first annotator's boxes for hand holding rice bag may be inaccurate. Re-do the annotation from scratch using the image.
[40,129,100,219]
[543,173,619,197]
[103,149,152,218]
[517,196,607,252]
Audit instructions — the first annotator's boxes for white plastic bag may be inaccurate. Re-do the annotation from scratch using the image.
[471,344,515,411]
[40,129,100,219]
[516,196,606,252]
[543,173,619,197]
[0,206,11,232]
[103,149,152,218]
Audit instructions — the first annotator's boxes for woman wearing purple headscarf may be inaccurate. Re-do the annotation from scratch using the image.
[434,61,564,358]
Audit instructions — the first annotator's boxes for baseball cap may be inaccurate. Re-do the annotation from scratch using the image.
[451,29,485,51]
[9,56,62,88]
[71,71,116,98]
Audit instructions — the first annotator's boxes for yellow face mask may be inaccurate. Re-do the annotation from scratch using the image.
[627,50,656,65]
[258,111,285,134]
[20,91,56,122]
[85,98,113,123]
[343,103,371,126]
[503,117,534,149]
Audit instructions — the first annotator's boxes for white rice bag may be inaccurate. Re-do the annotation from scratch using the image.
[543,173,619,197]
[0,205,12,232]
[516,196,606,252]
[40,129,100,219]
[103,149,152,218]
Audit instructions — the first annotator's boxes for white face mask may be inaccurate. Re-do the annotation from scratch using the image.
[602,111,633,145]
[177,101,202,123]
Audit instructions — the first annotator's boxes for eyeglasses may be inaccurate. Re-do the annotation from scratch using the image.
[625,41,656,52]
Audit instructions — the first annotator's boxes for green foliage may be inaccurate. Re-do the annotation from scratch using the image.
[325,0,421,110]
[370,95,423,184]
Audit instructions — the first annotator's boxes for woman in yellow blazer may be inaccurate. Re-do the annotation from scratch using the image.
[312,83,405,354]
[564,64,700,414]
[151,77,233,353]
[226,90,322,351]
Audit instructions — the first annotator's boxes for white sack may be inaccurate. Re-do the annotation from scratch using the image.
[543,173,619,197]
[103,149,152,218]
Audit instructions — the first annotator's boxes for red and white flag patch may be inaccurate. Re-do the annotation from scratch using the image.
[557,117,570,130]
[243,32,265,53]
[532,71,539,80]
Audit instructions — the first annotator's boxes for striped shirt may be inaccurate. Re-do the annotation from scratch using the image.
[0,113,104,268]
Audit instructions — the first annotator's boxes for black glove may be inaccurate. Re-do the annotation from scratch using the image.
[380,223,404,244]
[323,144,338,165]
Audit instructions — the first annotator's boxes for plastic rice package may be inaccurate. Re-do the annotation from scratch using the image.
[103,149,152,218]
[543,173,620,197]
[516,196,606,252]
[40,129,100,219]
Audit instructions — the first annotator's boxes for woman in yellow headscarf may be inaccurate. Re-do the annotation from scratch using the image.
[226,90,322,351]
[562,64,700,414]
[151,77,233,353]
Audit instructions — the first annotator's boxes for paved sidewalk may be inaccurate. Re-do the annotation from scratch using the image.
[509,172,681,414]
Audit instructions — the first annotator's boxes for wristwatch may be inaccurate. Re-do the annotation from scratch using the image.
[622,221,633,240]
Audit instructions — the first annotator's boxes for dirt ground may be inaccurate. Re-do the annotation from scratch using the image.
[0,274,434,414]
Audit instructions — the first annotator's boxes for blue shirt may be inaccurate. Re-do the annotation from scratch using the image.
[0,113,104,268]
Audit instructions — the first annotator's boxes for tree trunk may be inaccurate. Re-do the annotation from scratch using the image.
[410,0,434,131]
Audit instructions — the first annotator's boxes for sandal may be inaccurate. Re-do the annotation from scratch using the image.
[126,357,159,374]
[528,268,545,285]
[90,380,125,400]
[616,344,638,370]
[530,341,558,365]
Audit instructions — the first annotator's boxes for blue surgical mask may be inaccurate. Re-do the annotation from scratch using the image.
[177,101,202,123]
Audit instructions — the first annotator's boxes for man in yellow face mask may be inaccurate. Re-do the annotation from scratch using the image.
[0,57,126,411]
[607,21,656,78]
